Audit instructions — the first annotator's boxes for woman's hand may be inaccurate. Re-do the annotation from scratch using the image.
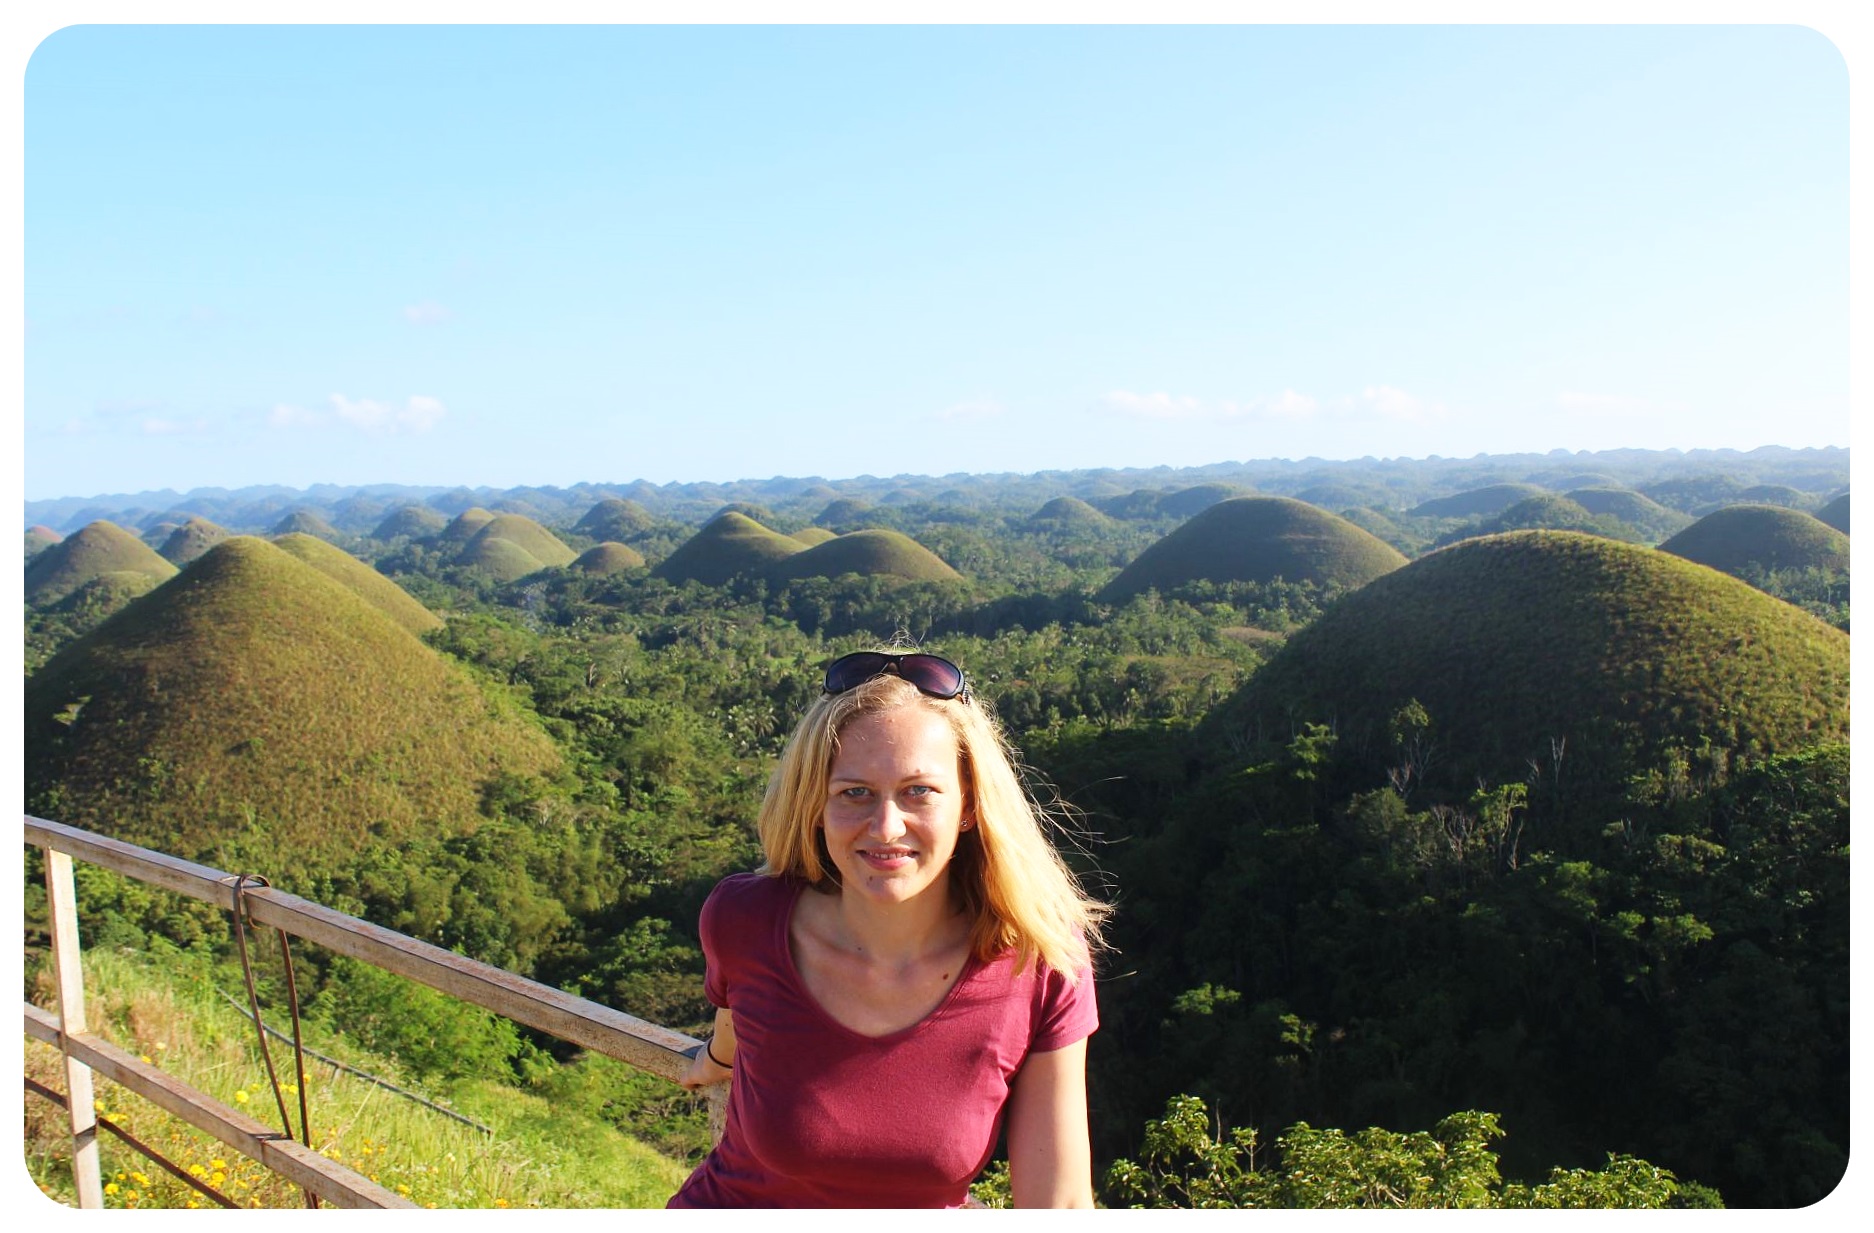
[1005,1039,1094,1207]
[678,1007,736,1090]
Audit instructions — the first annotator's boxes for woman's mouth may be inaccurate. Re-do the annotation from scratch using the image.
[859,847,917,869]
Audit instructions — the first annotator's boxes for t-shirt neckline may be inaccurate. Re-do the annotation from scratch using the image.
[777,877,982,1046]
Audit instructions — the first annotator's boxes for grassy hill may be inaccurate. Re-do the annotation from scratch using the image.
[1658,505,1850,577]
[1211,531,1849,796]
[270,509,342,541]
[813,498,874,529]
[457,515,578,580]
[371,505,449,540]
[788,526,837,546]
[272,533,443,635]
[571,542,648,575]
[766,529,963,583]
[1028,496,1111,527]
[1813,493,1848,536]
[435,508,498,548]
[1100,497,1407,602]
[572,498,656,540]
[652,511,804,585]
[1565,487,1692,540]
[1159,483,1248,519]
[1410,483,1548,518]
[157,517,231,566]
[25,537,563,874]
[26,520,179,606]
[26,524,64,558]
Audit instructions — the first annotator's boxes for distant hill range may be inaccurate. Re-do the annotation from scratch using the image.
[654,511,962,586]
[30,445,1845,539]
[25,536,559,876]
[1210,531,1849,807]
[1100,497,1406,601]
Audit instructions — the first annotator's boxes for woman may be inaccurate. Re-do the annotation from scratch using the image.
[669,650,1111,1208]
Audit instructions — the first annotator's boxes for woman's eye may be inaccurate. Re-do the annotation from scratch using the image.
[839,786,871,800]
[905,785,935,798]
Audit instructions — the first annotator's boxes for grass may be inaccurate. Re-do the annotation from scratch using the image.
[24,536,563,876]
[434,508,498,547]
[24,946,691,1209]
[1565,487,1692,540]
[652,510,805,585]
[572,498,656,540]
[26,520,179,606]
[788,526,837,546]
[268,509,341,540]
[370,505,448,540]
[460,515,578,572]
[571,542,648,574]
[1029,496,1112,526]
[766,528,964,583]
[271,532,443,634]
[157,517,231,566]
[812,497,874,528]
[1814,493,1848,535]
[1101,497,1408,601]
[1214,530,1849,794]
[1659,504,1850,576]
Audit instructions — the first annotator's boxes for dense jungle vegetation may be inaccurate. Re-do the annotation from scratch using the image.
[23,450,1849,1207]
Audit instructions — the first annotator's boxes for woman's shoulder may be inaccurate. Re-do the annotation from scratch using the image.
[701,870,804,931]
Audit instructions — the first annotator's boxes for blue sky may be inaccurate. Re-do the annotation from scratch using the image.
[21,22,1851,500]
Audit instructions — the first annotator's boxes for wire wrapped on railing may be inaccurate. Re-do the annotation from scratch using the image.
[229,873,318,1209]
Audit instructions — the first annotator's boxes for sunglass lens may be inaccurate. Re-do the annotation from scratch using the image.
[898,655,965,699]
[824,652,891,694]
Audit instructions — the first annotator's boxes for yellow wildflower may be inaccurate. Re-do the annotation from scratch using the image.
[188,1163,206,1177]
[211,1159,226,1170]
[186,1200,201,1210]
[397,1185,410,1195]
[104,1183,119,1196]
[132,1172,150,1186]
[234,1089,250,1104]
[211,1172,226,1186]
[139,1054,152,1063]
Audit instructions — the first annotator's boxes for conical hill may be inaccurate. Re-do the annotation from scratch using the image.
[158,517,230,566]
[573,498,656,540]
[1028,496,1110,527]
[456,514,577,580]
[26,525,64,558]
[26,520,178,606]
[1565,487,1691,540]
[789,526,838,546]
[435,507,498,547]
[653,512,804,585]
[1659,505,1850,577]
[269,509,341,540]
[1159,483,1247,519]
[1100,497,1406,602]
[766,530,963,583]
[24,537,562,873]
[271,533,442,634]
[813,498,873,529]
[571,542,647,575]
[1410,483,1547,518]
[1211,531,1848,795]
[371,504,448,540]
[1815,494,1848,535]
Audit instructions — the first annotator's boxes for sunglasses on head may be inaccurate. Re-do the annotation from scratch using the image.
[822,651,970,701]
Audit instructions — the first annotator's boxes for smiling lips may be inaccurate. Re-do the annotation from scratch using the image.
[860,847,917,870]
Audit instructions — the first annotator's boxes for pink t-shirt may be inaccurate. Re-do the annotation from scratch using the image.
[666,872,1098,1209]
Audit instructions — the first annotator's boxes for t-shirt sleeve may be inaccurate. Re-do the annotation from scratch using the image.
[1031,964,1099,1053]
[698,876,737,1009]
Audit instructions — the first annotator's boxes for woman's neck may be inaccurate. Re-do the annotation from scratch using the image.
[828,879,967,967]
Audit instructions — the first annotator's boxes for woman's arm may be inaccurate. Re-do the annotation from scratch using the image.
[677,1006,736,1090]
[1005,1038,1095,1208]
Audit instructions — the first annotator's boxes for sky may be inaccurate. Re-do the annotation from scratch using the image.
[19,19,1855,500]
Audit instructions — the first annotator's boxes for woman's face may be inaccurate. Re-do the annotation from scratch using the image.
[821,704,968,909]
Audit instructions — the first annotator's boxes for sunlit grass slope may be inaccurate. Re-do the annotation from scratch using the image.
[1814,493,1848,535]
[271,532,443,635]
[158,517,232,566]
[435,508,498,548]
[1410,483,1547,518]
[456,515,578,580]
[1215,531,1849,791]
[24,537,562,874]
[572,498,656,540]
[1158,483,1248,519]
[766,529,963,583]
[571,542,648,575]
[652,511,804,585]
[1100,497,1406,602]
[1565,487,1692,538]
[788,526,838,546]
[1659,505,1850,577]
[371,505,449,540]
[26,520,179,606]
[25,948,689,1209]
[813,497,873,529]
[26,524,64,558]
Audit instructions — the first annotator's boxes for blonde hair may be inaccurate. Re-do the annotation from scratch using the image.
[758,670,1110,982]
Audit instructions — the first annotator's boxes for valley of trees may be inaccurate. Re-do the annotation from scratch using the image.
[22,445,1849,1207]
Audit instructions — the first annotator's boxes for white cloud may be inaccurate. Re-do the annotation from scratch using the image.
[934,398,1003,422]
[269,394,448,435]
[403,301,452,326]
[1102,390,1206,420]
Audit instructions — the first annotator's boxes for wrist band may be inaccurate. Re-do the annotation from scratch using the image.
[705,1037,732,1069]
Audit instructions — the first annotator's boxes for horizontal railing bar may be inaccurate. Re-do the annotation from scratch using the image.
[25,1003,414,1209]
[24,816,702,1083]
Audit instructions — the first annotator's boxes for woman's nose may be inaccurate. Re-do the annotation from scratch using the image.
[869,801,908,840]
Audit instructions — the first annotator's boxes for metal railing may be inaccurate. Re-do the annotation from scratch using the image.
[24,814,717,1209]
